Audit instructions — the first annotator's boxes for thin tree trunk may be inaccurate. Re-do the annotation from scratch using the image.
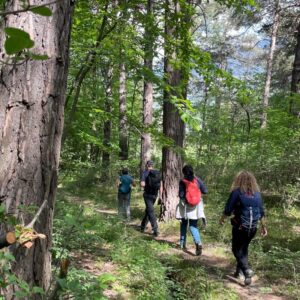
[291,22,300,116]
[261,0,280,129]
[62,3,118,142]
[0,0,74,298]
[140,0,154,176]
[101,64,113,180]
[119,55,128,160]
[160,0,192,221]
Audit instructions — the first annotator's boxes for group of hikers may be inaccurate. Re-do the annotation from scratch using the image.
[117,160,267,286]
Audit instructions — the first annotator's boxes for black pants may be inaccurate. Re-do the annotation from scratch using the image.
[141,193,158,232]
[232,226,256,275]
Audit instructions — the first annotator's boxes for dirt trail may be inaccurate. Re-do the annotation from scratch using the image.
[70,201,288,300]
[154,233,288,300]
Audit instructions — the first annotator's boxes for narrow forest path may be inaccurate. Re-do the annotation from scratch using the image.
[68,197,288,300]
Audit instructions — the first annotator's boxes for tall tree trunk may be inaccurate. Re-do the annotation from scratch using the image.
[160,0,192,221]
[261,0,280,129]
[0,0,73,298]
[291,22,300,116]
[101,64,113,180]
[119,55,128,160]
[140,0,154,176]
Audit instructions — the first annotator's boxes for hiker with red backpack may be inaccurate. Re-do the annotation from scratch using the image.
[219,171,267,286]
[176,165,208,256]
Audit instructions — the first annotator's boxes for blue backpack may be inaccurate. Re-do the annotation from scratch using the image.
[239,193,261,232]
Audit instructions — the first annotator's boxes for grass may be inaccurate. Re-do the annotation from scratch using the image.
[52,174,300,299]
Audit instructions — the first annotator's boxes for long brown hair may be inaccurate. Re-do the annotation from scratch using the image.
[230,171,260,194]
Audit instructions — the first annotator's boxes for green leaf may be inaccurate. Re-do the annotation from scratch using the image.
[5,27,30,39]
[5,37,33,54]
[30,6,52,16]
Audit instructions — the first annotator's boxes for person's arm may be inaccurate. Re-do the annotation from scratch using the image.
[197,178,208,194]
[130,176,136,187]
[179,180,185,199]
[116,177,121,188]
[260,217,268,237]
[219,189,239,225]
[258,193,267,237]
[140,171,147,188]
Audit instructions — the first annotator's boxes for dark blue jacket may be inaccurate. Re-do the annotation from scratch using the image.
[224,188,265,226]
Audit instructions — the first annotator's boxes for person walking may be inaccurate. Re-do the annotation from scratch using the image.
[220,171,267,286]
[176,165,208,256]
[140,160,161,236]
[117,168,135,220]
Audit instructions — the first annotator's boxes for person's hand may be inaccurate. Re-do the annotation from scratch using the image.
[261,226,268,237]
[219,215,226,226]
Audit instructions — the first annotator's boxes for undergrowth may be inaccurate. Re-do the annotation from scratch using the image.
[51,175,300,299]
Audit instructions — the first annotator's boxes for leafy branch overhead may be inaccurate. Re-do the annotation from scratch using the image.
[1,3,53,61]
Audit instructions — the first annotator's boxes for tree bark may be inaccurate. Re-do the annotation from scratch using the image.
[0,0,73,297]
[119,54,128,160]
[291,22,300,116]
[101,64,113,180]
[261,0,280,129]
[160,0,192,221]
[140,0,154,176]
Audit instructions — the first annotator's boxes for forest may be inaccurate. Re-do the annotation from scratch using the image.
[0,0,300,299]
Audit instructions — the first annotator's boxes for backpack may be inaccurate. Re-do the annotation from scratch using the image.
[119,175,131,194]
[182,178,201,206]
[239,193,261,232]
[144,170,161,196]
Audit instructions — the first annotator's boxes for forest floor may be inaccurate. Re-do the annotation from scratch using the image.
[65,197,289,300]
[54,183,299,300]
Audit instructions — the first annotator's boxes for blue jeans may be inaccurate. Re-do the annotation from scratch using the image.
[180,219,201,245]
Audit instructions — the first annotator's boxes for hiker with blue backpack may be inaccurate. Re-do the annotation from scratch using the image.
[176,165,208,256]
[220,171,267,286]
[140,160,161,237]
[117,168,135,220]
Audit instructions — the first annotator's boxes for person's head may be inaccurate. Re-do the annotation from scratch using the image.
[146,160,154,170]
[182,165,194,181]
[230,171,260,194]
[121,168,129,175]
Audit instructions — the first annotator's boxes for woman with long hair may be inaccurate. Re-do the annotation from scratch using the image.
[176,165,208,256]
[220,171,267,285]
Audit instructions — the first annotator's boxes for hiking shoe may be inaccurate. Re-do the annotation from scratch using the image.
[244,277,252,286]
[244,269,254,286]
[180,243,187,251]
[244,269,254,277]
[195,244,202,256]
[233,267,244,279]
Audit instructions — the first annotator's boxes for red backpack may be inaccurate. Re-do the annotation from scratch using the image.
[182,178,201,206]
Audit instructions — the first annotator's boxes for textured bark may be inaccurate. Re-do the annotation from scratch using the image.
[119,57,128,160]
[101,65,113,179]
[140,0,154,176]
[0,0,73,297]
[161,0,192,221]
[261,0,280,129]
[291,22,300,116]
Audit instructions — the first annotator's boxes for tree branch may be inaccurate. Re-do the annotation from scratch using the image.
[0,0,62,17]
